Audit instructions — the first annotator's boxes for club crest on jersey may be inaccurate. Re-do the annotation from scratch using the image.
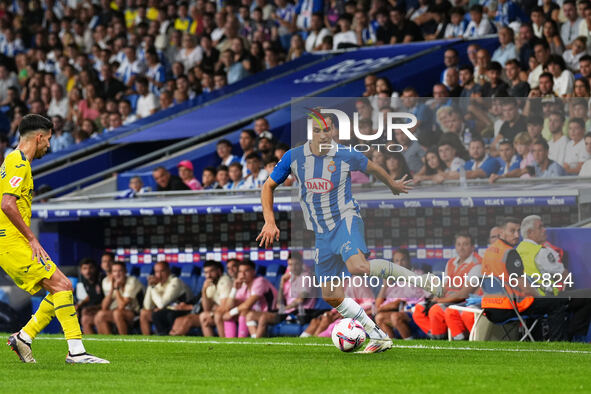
[327,161,336,173]
[45,264,52,272]
[305,178,333,193]
[9,176,23,188]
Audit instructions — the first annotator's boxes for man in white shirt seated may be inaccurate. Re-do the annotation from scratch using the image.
[140,261,193,335]
[333,15,357,49]
[135,76,159,119]
[94,261,144,335]
[564,118,590,174]
[305,13,329,52]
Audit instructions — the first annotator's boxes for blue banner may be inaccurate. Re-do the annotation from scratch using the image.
[32,195,576,220]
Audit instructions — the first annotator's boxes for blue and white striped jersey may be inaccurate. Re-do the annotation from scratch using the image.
[270,142,368,233]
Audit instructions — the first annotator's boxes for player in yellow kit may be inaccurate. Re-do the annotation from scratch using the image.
[2,114,108,364]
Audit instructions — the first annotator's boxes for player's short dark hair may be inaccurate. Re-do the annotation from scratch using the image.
[204,260,223,271]
[454,232,474,245]
[580,54,591,64]
[217,139,232,148]
[102,251,115,261]
[155,260,170,271]
[111,261,126,269]
[459,64,473,73]
[469,4,483,13]
[79,258,97,267]
[585,131,591,140]
[502,217,521,228]
[487,61,502,72]
[533,138,549,151]
[264,157,278,166]
[245,152,261,161]
[288,251,303,262]
[19,114,53,137]
[153,166,168,173]
[239,259,256,270]
[217,164,229,172]
[203,166,217,175]
[394,248,411,262]
[228,162,243,170]
[568,117,585,130]
[241,129,256,139]
[469,137,485,147]
[505,59,520,68]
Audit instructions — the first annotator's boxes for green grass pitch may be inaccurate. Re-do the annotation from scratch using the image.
[2,334,591,393]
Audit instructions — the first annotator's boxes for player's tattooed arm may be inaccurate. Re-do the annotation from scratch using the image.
[256,177,281,248]
[1,194,50,262]
[365,160,413,195]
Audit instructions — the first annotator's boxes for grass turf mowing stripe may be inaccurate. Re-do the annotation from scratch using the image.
[34,336,591,355]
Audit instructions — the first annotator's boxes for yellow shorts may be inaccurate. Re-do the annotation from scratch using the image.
[0,245,57,295]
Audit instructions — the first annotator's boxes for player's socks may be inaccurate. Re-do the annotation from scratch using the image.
[53,291,86,354]
[21,294,55,341]
[404,336,414,340]
[300,332,311,338]
[335,298,376,333]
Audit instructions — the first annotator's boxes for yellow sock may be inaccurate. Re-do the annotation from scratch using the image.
[22,294,55,340]
[53,291,82,340]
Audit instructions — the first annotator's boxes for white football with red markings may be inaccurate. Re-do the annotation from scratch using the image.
[331,318,367,352]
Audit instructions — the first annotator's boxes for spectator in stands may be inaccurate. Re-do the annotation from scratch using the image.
[493,98,527,147]
[389,7,423,44]
[548,55,574,96]
[413,233,482,340]
[547,111,568,166]
[47,83,68,119]
[492,27,517,66]
[375,249,427,339]
[99,63,126,100]
[517,23,535,69]
[118,176,150,198]
[579,132,591,176]
[481,61,509,97]
[106,112,123,132]
[152,166,191,191]
[413,146,447,183]
[176,160,202,190]
[474,48,491,85]
[241,153,268,189]
[135,76,158,119]
[395,128,424,174]
[333,14,357,49]
[489,226,502,245]
[529,40,551,89]
[250,252,315,338]
[443,68,462,97]
[578,55,591,86]
[505,59,530,97]
[254,117,270,135]
[202,166,219,189]
[223,260,277,338]
[75,258,104,334]
[217,139,240,166]
[436,134,466,177]
[543,20,565,56]
[95,261,144,335]
[49,115,74,153]
[140,261,192,336]
[563,118,590,174]
[239,129,257,176]
[385,152,413,181]
[177,33,203,71]
[118,99,137,126]
[256,131,275,163]
[563,37,587,73]
[464,5,493,38]
[533,138,566,177]
[216,165,230,188]
[306,13,330,51]
[489,139,522,183]
[561,0,581,47]
[443,7,467,39]
[170,260,232,337]
[226,162,245,189]
[461,138,501,179]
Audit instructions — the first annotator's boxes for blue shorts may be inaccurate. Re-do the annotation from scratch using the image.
[314,215,369,280]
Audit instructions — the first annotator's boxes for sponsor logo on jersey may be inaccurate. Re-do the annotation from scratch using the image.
[305,178,334,193]
[9,176,23,188]
[15,164,25,168]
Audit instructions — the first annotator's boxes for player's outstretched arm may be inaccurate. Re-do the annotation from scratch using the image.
[365,160,413,195]
[256,178,281,248]
[1,194,49,262]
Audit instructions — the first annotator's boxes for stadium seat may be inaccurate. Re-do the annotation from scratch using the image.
[139,264,153,287]
[125,94,139,113]
[191,276,206,296]
[180,265,198,287]
[68,276,78,291]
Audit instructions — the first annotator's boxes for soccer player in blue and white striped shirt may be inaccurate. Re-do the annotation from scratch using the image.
[257,113,440,353]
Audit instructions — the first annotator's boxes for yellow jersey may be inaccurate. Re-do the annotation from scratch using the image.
[0,149,34,242]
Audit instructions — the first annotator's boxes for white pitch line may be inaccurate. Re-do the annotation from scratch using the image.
[35,337,591,355]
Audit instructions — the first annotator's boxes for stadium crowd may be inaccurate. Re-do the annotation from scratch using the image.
[0,0,591,168]
[73,215,591,342]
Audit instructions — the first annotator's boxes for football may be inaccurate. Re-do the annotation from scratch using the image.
[331,318,367,352]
